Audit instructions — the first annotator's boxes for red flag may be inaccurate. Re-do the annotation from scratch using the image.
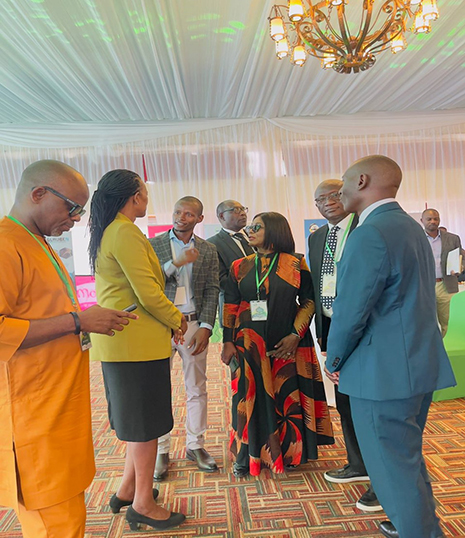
[142,153,148,183]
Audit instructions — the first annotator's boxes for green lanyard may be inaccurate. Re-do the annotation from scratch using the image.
[324,213,354,264]
[255,253,278,300]
[7,216,78,308]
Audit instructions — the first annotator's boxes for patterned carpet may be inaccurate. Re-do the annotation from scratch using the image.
[1,343,465,538]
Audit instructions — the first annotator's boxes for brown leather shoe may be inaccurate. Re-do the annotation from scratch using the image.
[153,453,170,481]
[186,448,218,472]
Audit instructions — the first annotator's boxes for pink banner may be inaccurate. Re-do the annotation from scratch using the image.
[75,275,97,310]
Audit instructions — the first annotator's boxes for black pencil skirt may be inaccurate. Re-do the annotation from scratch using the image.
[101,358,173,442]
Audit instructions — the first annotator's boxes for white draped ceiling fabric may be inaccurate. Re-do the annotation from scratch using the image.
[1,0,465,252]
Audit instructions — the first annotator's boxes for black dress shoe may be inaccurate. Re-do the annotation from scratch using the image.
[379,521,399,538]
[109,488,159,514]
[355,487,382,512]
[153,453,170,481]
[126,506,185,531]
[233,463,250,478]
[186,448,218,472]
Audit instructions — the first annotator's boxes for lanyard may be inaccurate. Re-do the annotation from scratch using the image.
[7,216,78,308]
[324,214,354,264]
[255,253,278,299]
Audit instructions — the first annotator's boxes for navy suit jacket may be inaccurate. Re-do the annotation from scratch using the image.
[326,202,456,401]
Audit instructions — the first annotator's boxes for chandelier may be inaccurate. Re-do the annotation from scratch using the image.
[268,0,439,74]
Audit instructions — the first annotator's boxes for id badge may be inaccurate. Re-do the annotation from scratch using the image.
[80,331,92,351]
[250,300,268,321]
[321,274,337,297]
[174,286,187,306]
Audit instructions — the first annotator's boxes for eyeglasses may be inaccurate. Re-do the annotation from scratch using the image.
[223,206,248,215]
[43,186,86,217]
[315,191,342,205]
[245,223,264,234]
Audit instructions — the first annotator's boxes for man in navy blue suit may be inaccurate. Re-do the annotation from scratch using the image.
[325,155,455,538]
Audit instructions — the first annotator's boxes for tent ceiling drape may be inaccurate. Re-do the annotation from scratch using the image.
[1,0,465,250]
[1,0,465,124]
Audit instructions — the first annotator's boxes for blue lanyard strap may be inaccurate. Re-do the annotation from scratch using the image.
[7,216,78,308]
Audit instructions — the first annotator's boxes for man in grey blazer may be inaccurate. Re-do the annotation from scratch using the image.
[149,196,219,479]
[420,208,463,337]
[207,200,253,323]
[326,155,455,538]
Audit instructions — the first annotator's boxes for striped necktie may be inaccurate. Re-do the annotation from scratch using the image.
[320,225,339,309]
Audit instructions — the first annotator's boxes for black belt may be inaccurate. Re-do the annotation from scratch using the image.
[184,313,198,322]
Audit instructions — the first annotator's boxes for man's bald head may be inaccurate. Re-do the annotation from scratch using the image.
[11,160,89,237]
[341,155,402,214]
[314,179,343,200]
[16,160,88,200]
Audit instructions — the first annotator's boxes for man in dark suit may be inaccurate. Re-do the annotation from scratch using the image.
[326,155,455,538]
[207,200,253,322]
[420,208,463,337]
[308,179,380,512]
[150,196,219,479]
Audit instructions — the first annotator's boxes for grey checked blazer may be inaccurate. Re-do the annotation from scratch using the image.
[440,231,463,294]
[149,231,220,327]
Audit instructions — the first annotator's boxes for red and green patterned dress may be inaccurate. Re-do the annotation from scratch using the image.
[223,252,334,475]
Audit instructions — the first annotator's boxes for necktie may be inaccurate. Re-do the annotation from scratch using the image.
[320,225,339,309]
[232,233,253,255]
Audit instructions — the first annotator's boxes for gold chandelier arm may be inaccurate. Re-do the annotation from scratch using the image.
[336,4,354,54]
[354,2,375,55]
[362,7,403,53]
[300,8,346,56]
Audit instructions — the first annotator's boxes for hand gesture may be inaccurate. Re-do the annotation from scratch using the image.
[221,342,237,365]
[324,365,339,385]
[79,305,138,336]
[270,333,300,359]
[187,327,211,355]
[174,247,199,267]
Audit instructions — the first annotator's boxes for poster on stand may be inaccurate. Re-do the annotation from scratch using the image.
[47,232,75,284]
[304,218,327,267]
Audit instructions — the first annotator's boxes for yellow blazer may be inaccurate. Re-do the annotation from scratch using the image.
[90,213,182,362]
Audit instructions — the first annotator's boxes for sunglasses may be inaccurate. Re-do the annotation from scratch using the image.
[315,191,342,205]
[44,186,86,217]
[245,223,264,234]
[223,206,248,215]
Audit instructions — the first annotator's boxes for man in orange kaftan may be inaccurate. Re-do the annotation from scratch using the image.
[0,160,137,538]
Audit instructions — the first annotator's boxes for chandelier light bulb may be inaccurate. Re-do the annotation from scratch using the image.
[328,0,345,6]
[276,38,289,59]
[421,0,439,21]
[321,53,337,69]
[391,33,407,54]
[409,0,422,5]
[288,0,305,22]
[414,10,431,33]
[270,17,285,41]
[292,45,306,66]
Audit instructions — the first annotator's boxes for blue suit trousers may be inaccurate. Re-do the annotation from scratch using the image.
[350,393,443,538]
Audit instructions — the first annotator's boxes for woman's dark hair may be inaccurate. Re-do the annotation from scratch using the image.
[254,212,295,254]
[88,169,141,274]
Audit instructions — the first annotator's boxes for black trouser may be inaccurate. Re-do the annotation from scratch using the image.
[321,315,367,475]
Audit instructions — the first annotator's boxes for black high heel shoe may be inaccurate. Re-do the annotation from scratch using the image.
[109,488,159,514]
[126,506,186,531]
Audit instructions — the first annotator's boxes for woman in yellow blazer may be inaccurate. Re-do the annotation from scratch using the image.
[88,169,187,532]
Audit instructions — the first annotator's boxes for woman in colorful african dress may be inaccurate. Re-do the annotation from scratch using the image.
[221,212,334,478]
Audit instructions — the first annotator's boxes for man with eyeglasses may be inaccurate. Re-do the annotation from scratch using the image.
[308,179,381,513]
[207,200,254,324]
[0,160,137,537]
